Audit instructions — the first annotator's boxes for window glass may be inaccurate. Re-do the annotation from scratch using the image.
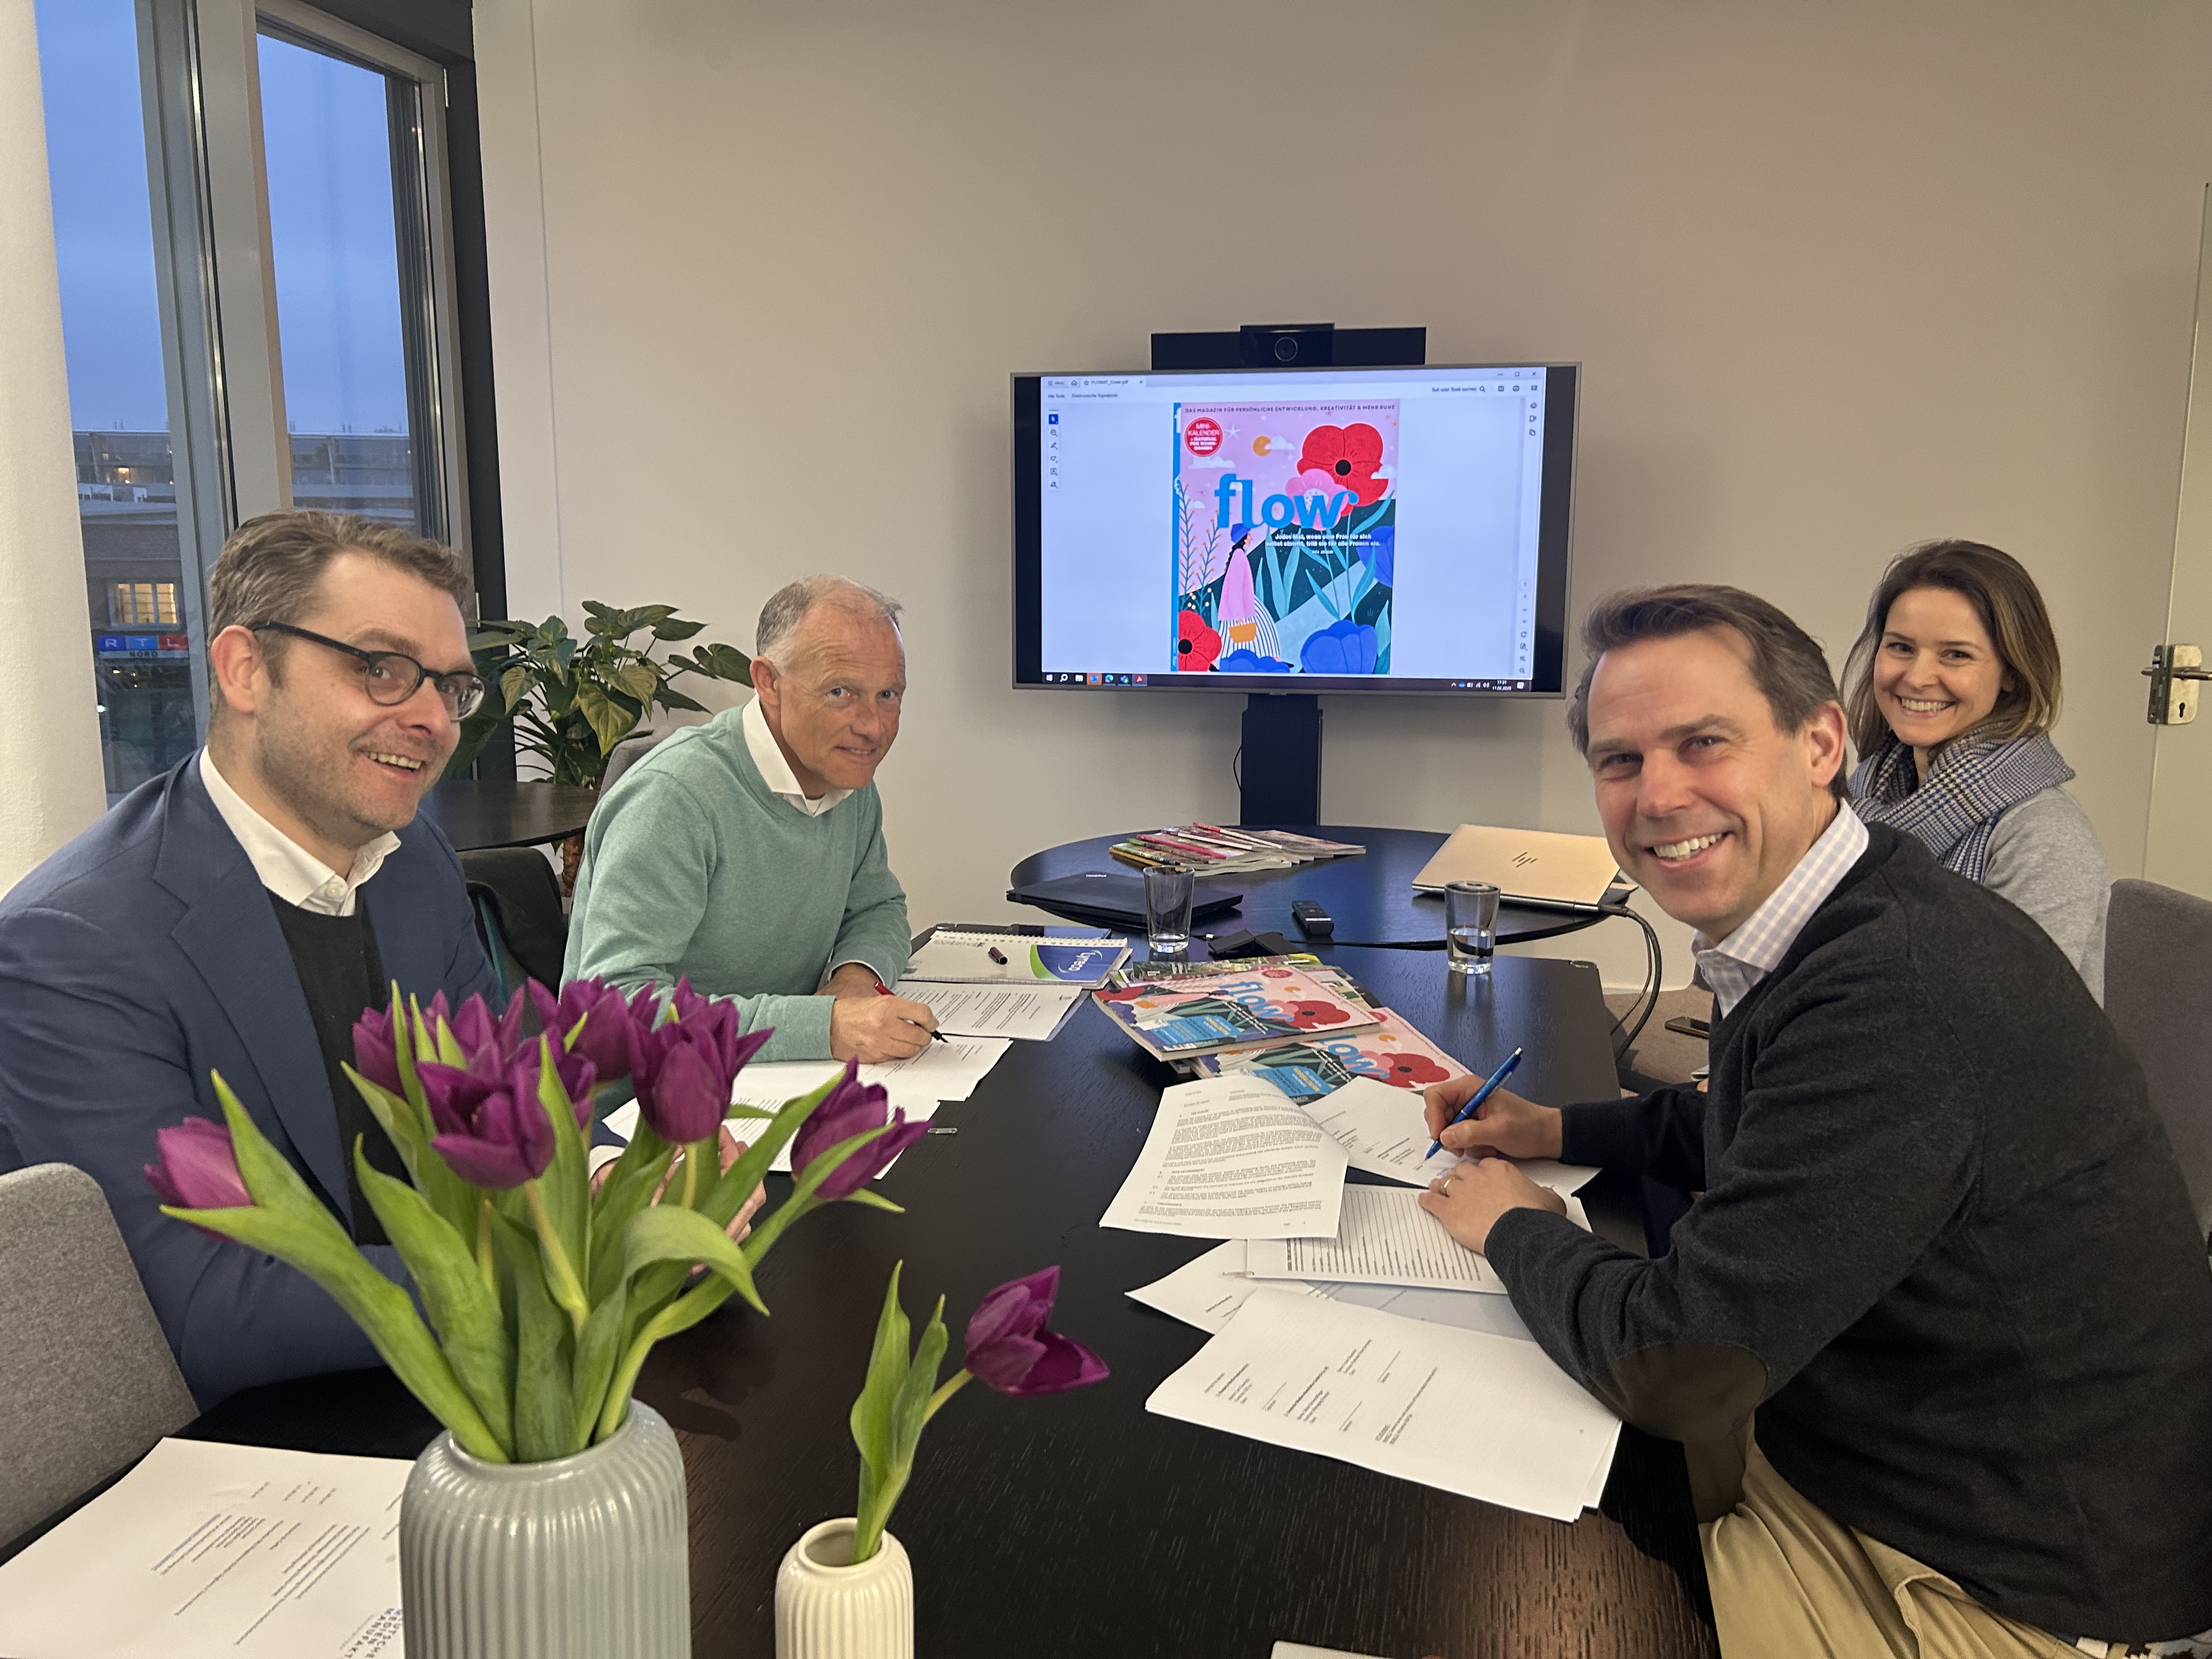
[257,32,421,529]
[36,0,201,801]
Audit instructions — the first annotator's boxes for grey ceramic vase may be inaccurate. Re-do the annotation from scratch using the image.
[400,1401,689,1658]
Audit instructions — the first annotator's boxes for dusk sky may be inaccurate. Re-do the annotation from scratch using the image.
[35,0,411,437]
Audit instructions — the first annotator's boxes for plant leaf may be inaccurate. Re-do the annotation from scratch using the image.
[354,1147,515,1457]
[567,1283,628,1454]
[489,1209,573,1462]
[650,617,706,640]
[574,684,637,756]
[618,1204,767,1316]
[611,662,661,706]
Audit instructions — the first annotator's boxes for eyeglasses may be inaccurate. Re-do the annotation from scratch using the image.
[247,621,487,718]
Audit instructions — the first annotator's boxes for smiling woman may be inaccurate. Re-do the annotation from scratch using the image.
[1842,540,2111,998]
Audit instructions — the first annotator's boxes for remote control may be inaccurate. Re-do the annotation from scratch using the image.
[1289,899,1335,938]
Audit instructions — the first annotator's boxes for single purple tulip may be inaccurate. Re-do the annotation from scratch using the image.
[633,1034,727,1145]
[144,1116,253,1212]
[539,978,645,1085]
[495,983,534,1059]
[962,1266,1110,1396]
[789,1061,928,1199]
[417,1052,556,1189]
[446,992,500,1061]
[350,1005,403,1094]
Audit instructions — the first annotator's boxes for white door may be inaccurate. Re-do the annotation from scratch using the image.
[2145,186,2212,896]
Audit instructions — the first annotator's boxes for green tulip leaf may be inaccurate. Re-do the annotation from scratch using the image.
[354,1146,514,1457]
[567,1283,628,1455]
[489,1209,574,1463]
[618,1204,767,1316]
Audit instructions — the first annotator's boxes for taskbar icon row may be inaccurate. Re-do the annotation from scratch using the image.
[1043,672,1148,686]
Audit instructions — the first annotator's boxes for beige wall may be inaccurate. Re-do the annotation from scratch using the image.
[473,0,2212,988]
[0,0,111,896]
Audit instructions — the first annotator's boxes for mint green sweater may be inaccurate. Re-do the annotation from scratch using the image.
[562,707,911,1060]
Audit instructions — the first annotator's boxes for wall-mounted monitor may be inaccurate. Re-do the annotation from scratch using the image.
[1012,362,1577,695]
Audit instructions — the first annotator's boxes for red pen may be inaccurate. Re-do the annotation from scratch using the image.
[875,980,948,1042]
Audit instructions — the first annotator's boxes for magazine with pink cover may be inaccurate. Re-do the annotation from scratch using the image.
[1091,965,1381,1059]
[1170,400,1399,679]
[1194,1007,1472,1102]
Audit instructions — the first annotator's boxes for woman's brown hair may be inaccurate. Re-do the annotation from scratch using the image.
[1840,539,2062,756]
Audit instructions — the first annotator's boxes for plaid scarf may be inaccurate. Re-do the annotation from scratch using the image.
[1849,730,2075,884]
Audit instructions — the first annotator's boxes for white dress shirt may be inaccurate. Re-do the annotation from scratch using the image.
[1692,801,1870,1018]
[198,749,399,917]
[741,696,851,818]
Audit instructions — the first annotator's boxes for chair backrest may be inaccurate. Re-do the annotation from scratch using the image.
[0,1164,198,1548]
[601,728,665,793]
[2105,878,2212,1246]
[460,847,570,995]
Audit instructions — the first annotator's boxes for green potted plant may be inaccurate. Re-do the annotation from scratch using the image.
[448,604,753,884]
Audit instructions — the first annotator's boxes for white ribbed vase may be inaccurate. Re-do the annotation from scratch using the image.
[400,1402,689,1659]
[775,1519,913,1658]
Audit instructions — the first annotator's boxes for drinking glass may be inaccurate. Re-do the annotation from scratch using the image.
[1143,867,1195,958]
[1445,881,1502,977]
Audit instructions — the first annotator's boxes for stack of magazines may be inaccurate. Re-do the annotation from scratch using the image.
[1107,824,1365,874]
[1091,954,1469,1099]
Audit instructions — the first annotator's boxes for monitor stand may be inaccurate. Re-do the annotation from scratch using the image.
[1240,694,1322,825]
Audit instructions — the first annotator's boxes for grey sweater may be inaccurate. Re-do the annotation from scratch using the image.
[1485,826,2212,1641]
[1983,785,2109,1001]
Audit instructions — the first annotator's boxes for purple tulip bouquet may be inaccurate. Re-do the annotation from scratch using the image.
[847,1262,1108,1562]
[145,977,925,1465]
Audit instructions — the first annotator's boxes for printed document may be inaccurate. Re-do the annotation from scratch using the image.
[1128,1240,1539,1344]
[1100,1075,1348,1239]
[1302,1076,1599,1194]
[0,1437,408,1658]
[900,981,1085,1041]
[1246,1184,1589,1295]
[1146,1288,1620,1521]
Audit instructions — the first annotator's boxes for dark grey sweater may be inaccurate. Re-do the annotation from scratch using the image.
[1486,825,2212,1641]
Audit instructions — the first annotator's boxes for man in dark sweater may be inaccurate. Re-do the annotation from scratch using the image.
[0,512,499,1404]
[1417,586,2212,1656]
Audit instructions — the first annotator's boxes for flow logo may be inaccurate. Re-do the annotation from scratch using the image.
[1211,473,1357,532]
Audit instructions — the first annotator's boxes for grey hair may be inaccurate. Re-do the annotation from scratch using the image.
[755,575,905,660]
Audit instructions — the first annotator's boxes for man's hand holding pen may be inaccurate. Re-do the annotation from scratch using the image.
[1415,1071,1568,1253]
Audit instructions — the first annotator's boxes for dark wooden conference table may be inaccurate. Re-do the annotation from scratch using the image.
[419,778,599,853]
[145,944,1713,1658]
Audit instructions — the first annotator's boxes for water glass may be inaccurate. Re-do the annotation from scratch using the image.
[1143,867,1195,958]
[1445,881,1502,977]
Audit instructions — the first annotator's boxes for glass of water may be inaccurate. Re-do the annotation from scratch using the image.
[1445,881,1502,977]
[1143,866,1195,958]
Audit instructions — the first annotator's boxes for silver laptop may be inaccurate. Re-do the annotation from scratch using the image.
[1409,823,1628,911]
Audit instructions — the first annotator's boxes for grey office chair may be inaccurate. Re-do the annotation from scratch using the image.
[2104,879,2212,1251]
[0,1163,198,1548]
[600,727,666,793]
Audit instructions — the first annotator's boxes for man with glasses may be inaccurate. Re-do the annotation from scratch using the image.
[0,510,501,1407]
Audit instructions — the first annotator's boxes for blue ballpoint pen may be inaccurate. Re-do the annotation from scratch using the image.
[1425,1047,1525,1160]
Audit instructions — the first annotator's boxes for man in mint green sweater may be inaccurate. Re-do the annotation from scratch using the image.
[564,577,937,1063]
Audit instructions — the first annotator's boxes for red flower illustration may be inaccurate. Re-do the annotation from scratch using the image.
[1284,1000,1352,1029]
[1176,610,1221,672]
[1370,1051,1452,1087]
[1296,424,1389,509]
[1260,968,1294,979]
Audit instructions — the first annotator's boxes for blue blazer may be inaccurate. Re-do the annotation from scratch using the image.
[0,759,496,1406]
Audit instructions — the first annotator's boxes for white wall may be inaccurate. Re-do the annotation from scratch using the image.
[472,0,2212,988]
[0,0,110,895]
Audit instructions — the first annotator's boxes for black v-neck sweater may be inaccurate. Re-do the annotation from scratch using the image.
[1486,824,2212,1641]
[267,893,404,1245]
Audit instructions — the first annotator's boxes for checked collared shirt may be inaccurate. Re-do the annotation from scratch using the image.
[1692,802,1869,1018]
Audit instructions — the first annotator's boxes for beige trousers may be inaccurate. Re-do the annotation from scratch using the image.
[1700,1440,2085,1659]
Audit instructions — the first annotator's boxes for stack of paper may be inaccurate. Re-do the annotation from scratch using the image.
[1109,823,1365,875]
[1147,1288,1619,1521]
[1099,1075,1349,1239]
[0,1438,409,1657]
[1245,1184,1589,1295]
[1091,968,1383,1063]
[1295,1074,1602,1195]
[1126,1239,1542,1345]
[898,980,1086,1042]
